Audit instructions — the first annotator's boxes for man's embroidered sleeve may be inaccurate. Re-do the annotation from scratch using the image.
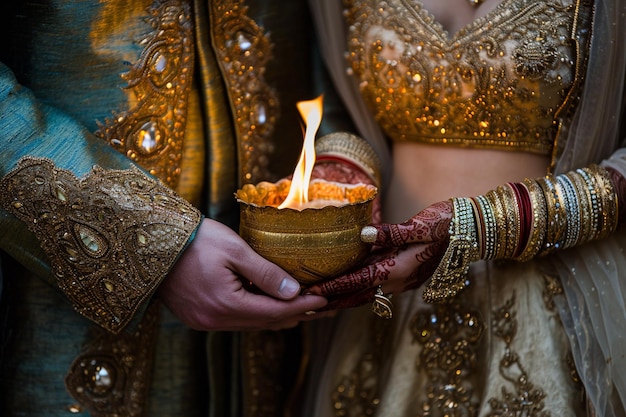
[0,63,202,333]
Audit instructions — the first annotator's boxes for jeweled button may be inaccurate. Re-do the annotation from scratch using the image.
[135,121,162,154]
[237,32,252,51]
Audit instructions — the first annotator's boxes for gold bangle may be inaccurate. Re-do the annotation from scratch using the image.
[314,132,383,187]
[475,195,497,260]
[586,165,618,239]
[566,170,592,245]
[537,175,567,256]
[577,168,602,240]
[485,189,508,260]
[556,174,581,249]
[498,184,520,259]
[469,197,484,259]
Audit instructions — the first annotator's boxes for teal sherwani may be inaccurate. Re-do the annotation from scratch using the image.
[0,1,354,416]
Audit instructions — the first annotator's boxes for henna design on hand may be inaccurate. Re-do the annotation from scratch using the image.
[321,287,377,311]
[306,201,453,310]
[316,249,397,296]
[310,240,448,311]
[375,201,452,246]
[403,241,447,292]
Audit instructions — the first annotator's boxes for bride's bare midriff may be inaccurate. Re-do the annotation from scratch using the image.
[384,142,551,223]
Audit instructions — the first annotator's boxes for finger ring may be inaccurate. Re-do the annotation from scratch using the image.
[361,225,378,243]
[372,285,393,319]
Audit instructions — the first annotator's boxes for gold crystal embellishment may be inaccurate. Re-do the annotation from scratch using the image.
[333,318,389,416]
[344,0,582,155]
[96,0,194,189]
[487,294,550,415]
[65,302,160,416]
[0,157,202,333]
[411,300,485,416]
[211,0,279,184]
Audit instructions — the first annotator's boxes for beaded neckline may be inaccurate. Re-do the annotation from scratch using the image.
[344,0,591,155]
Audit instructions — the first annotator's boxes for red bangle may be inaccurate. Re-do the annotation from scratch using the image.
[315,155,378,186]
[509,182,532,258]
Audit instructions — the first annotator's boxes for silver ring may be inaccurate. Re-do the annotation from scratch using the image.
[361,226,378,243]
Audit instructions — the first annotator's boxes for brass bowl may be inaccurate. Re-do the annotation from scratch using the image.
[236,179,377,284]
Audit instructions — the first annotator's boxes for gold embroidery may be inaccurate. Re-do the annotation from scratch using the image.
[566,352,584,392]
[333,353,381,417]
[344,0,587,155]
[542,273,564,310]
[333,318,389,417]
[411,300,485,416]
[488,294,549,416]
[65,302,160,417]
[95,0,194,189]
[210,0,279,184]
[0,157,201,333]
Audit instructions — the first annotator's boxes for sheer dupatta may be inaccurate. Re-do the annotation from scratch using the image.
[554,0,626,414]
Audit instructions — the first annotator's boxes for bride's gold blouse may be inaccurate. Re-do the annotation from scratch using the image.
[343,0,592,221]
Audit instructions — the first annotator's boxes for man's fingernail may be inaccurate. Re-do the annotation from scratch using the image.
[361,225,378,243]
[279,278,300,297]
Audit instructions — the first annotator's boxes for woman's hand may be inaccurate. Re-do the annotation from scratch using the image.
[158,219,328,331]
[306,201,453,310]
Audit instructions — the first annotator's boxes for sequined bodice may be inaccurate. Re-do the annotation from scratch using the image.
[345,0,591,155]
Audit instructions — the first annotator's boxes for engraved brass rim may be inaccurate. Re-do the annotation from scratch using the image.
[237,181,377,284]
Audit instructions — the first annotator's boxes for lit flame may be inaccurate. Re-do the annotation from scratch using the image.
[278,94,324,209]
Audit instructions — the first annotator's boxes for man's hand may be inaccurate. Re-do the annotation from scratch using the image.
[158,219,328,331]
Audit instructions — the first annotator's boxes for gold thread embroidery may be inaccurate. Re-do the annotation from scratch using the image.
[210,0,279,185]
[333,353,381,417]
[411,300,485,416]
[487,294,549,416]
[344,0,586,155]
[332,318,388,417]
[542,273,565,310]
[65,302,160,417]
[332,293,559,416]
[0,157,201,333]
[95,0,194,189]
